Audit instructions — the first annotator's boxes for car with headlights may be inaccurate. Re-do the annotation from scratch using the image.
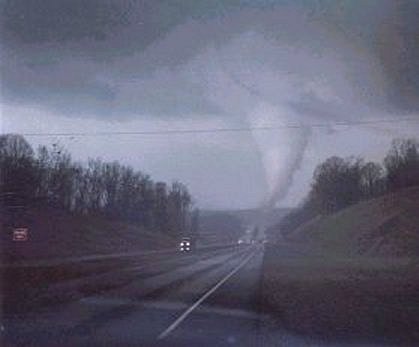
[179,237,193,252]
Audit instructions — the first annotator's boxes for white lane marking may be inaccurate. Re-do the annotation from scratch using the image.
[157,249,257,340]
[80,297,268,320]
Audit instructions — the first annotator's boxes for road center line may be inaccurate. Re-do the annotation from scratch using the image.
[157,248,257,340]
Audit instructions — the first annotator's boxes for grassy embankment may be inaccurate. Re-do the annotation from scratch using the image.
[260,187,419,344]
[1,204,174,262]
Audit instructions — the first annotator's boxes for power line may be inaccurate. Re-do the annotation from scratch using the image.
[17,117,419,137]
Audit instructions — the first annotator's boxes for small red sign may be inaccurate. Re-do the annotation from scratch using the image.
[13,228,28,241]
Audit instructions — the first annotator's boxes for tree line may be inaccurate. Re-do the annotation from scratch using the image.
[0,134,197,238]
[279,138,419,237]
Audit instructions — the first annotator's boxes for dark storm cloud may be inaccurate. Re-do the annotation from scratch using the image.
[2,1,418,208]
[1,0,132,43]
[1,0,419,118]
[375,0,419,112]
[0,0,240,61]
[0,1,242,117]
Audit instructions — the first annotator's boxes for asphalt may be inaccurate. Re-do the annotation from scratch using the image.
[1,245,387,347]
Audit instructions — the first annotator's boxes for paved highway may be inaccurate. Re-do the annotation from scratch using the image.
[2,245,263,346]
[2,245,385,347]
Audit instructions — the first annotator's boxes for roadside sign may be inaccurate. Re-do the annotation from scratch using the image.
[13,228,28,241]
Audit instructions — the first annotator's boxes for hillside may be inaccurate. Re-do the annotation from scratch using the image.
[199,208,292,244]
[0,204,174,263]
[202,207,292,229]
[198,211,244,244]
[227,207,293,229]
[282,186,419,256]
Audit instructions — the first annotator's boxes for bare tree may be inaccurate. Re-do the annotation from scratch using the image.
[311,156,364,213]
[361,162,384,198]
[0,134,194,235]
[384,138,419,191]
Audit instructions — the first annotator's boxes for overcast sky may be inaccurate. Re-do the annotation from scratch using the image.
[1,0,419,209]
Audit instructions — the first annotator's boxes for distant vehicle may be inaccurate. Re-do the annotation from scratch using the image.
[237,238,252,245]
[179,237,193,252]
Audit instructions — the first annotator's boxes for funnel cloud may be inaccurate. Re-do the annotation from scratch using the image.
[1,1,419,208]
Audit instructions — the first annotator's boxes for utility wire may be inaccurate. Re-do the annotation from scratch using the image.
[16,117,419,137]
